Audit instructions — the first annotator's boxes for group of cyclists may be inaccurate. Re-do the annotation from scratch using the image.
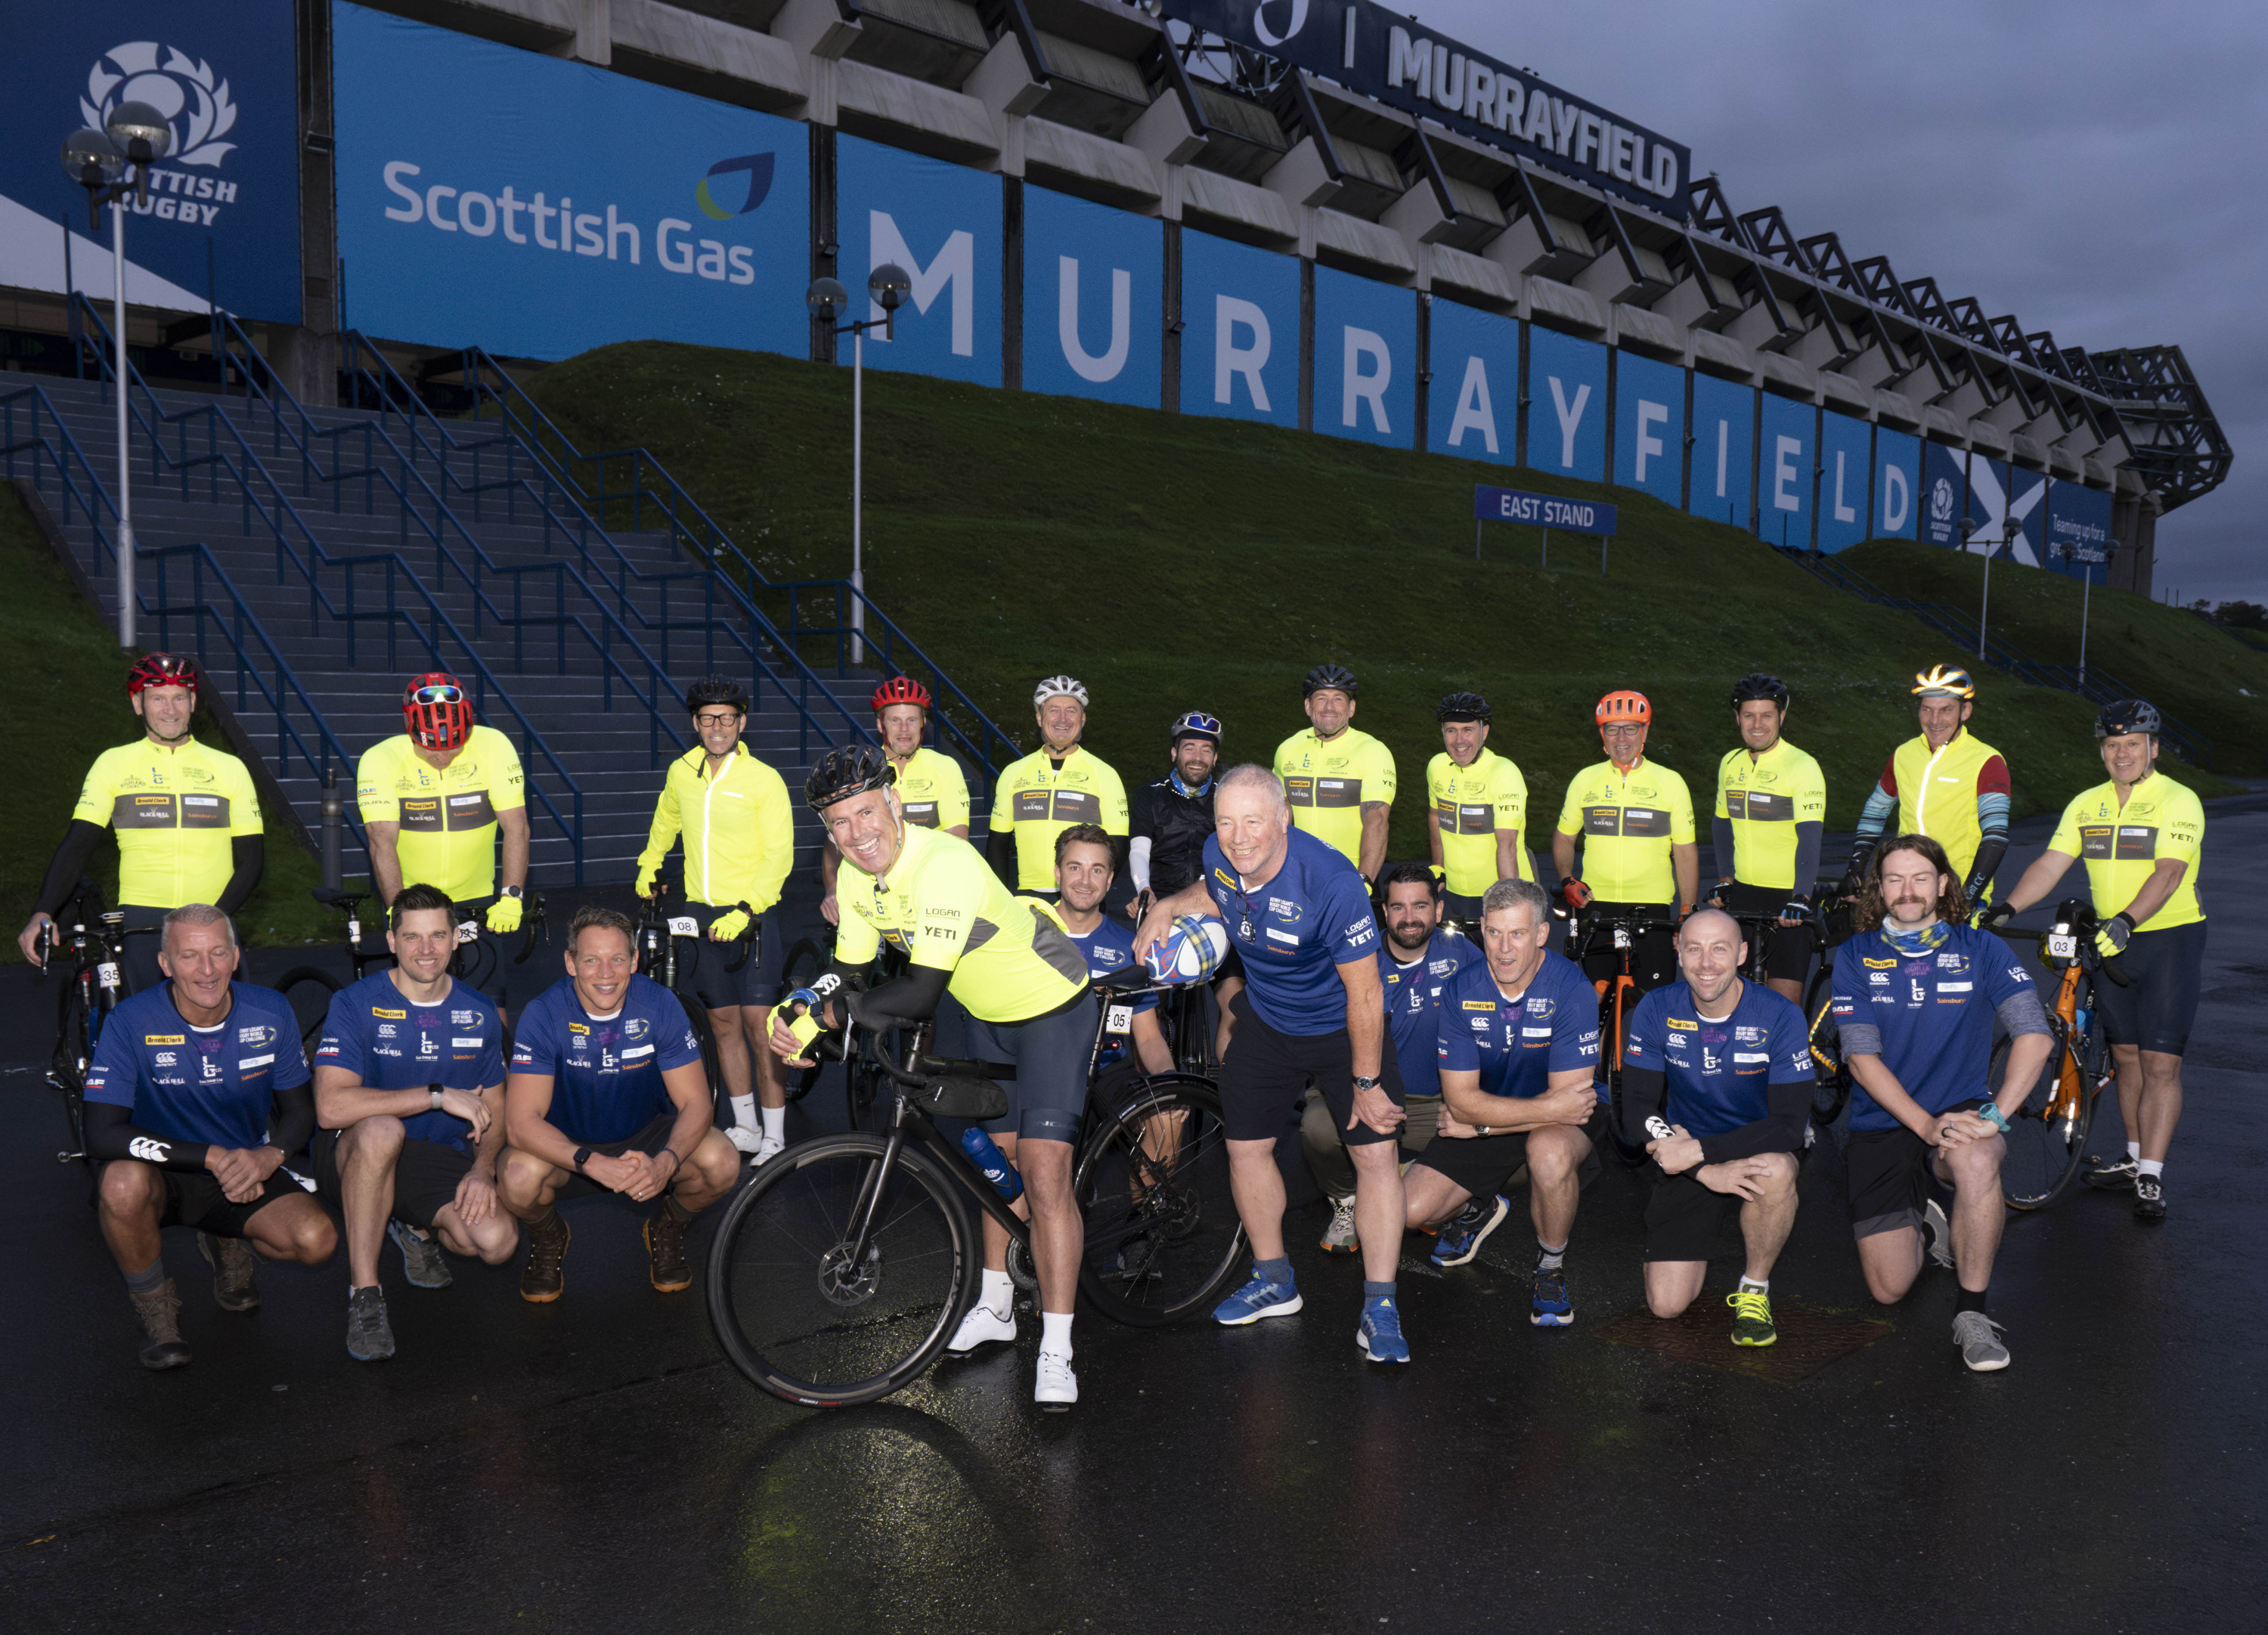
[20,646,2208,1406]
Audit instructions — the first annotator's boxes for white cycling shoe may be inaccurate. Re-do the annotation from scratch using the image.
[1035,1352,1078,1411]
[724,1124,764,1155]
[947,1301,1017,1354]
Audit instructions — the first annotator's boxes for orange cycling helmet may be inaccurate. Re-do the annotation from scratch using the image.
[872,674,932,712]
[1595,689,1652,729]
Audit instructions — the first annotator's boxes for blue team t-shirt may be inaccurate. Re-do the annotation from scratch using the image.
[85,980,311,1150]
[313,972,505,1155]
[1064,915,1157,1069]
[1380,927,1472,1098]
[1622,979,1813,1138]
[508,974,705,1144]
[1829,923,2037,1132]
[1434,949,1600,1098]
[1202,826,1378,1036]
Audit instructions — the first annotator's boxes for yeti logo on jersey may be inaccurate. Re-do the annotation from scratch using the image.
[129,1136,169,1162]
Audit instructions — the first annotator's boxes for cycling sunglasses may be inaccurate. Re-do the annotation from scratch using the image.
[410,683,466,705]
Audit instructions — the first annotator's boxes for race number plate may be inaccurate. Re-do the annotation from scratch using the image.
[669,917,700,937]
[1105,1004,1134,1036]
[2046,932,2078,961]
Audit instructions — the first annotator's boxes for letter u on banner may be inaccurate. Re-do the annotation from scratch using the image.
[1058,257,1129,382]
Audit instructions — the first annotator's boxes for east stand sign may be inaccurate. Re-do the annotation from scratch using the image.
[1472,485,1618,572]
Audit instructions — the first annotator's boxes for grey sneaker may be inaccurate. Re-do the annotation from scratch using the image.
[346,1287,397,1362]
[197,1231,261,1311]
[1318,1195,1360,1255]
[1952,1309,2009,1372]
[388,1219,454,1289]
[131,1280,192,1370]
[1922,1199,1955,1269]
[2084,1154,2139,1192]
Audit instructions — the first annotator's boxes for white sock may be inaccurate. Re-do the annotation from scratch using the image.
[1536,1241,1566,1271]
[760,1104,785,1144]
[2127,1141,2142,1163]
[1040,1311,1074,1359]
[730,1093,756,1132]
[2137,1159,2164,1179]
[980,1268,1015,1318]
[1738,1276,1769,1294]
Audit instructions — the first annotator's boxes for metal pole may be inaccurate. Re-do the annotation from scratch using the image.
[1474,519,1482,561]
[2078,567,2092,687]
[1976,531,1995,661]
[1600,532,1608,577]
[850,324,865,667]
[1540,527,1548,569]
[112,194,134,649]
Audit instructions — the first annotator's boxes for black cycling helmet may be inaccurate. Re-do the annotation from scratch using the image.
[2095,699,2161,739]
[1729,673,1790,710]
[1303,664,1359,698]
[804,744,896,810]
[1170,710,1222,746]
[684,673,750,716]
[1437,691,1490,724]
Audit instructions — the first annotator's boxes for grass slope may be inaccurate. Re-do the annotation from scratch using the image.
[0,485,329,961]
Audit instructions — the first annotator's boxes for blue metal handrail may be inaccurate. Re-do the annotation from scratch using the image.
[2,382,119,559]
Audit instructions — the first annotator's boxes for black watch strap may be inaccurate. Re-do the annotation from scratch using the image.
[572,1146,593,1172]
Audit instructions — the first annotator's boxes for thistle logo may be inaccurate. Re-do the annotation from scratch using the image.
[695,153,776,221]
[1930,478,1956,528]
[83,41,239,169]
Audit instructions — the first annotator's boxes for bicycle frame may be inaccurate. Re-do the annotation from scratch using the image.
[838,1065,1032,1275]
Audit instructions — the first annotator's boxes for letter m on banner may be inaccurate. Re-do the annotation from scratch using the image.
[869,211,973,355]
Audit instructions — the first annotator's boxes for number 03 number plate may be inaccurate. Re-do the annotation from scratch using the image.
[2046,932,2078,960]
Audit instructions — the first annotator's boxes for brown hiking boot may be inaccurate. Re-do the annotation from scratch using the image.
[132,1280,192,1370]
[519,1209,570,1303]
[644,1198,692,1293]
[197,1231,261,1311]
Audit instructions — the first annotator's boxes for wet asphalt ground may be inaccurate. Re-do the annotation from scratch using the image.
[0,808,2261,1633]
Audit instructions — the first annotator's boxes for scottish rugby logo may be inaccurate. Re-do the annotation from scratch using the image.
[82,41,239,169]
[1929,478,1955,527]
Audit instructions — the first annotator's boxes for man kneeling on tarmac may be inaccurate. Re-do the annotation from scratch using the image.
[1621,908,1814,1348]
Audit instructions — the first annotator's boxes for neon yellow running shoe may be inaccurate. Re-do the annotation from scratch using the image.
[1727,1287,1777,1347]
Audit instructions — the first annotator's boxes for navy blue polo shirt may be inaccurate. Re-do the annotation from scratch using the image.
[313,973,505,1156]
[1623,979,1812,1138]
[1434,950,1600,1098]
[1201,826,1377,1036]
[84,981,310,1150]
[1064,915,1157,1070]
[1829,923,2037,1132]
[508,974,705,1144]
[1380,927,1473,1098]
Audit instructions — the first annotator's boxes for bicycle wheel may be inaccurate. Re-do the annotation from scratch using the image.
[1074,1075,1247,1327]
[706,1133,977,1407]
[776,939,827,1104]
[1803,965,1852,1138]
[1997,1017,2102,1211]
[274,967,345,1064]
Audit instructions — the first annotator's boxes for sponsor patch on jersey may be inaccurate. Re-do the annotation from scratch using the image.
[238,1054,274,1070]
[1862,956,1897,970]
[1265,927,1298,944]
[625,1018,649,1040]
[1521,1026,1553,1038]
[1868,972,1889,985]
[144,1033,185,1045]
[569,1022,589,1035]
[1269,897,1301,920]
[1462,999,1496,1011]
[1428,958,1456,975]
[1936,952,1967,971]
[1735,1026,1763,1043]
[1733,1051,1769,1064]
[1667,1017,1697,1031]
[924,906,962,920]
[621,1043,655,1060]
[1939,981,1972,992]
[452,1037,484,1048]
[452,1010,480,1026]
[373,1008,407,1020]
[237,1025,274,1046]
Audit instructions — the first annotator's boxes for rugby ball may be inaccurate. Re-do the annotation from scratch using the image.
[1145,915,1228,984]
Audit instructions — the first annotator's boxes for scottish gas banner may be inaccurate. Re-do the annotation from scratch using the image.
[1427,298,1518,466]
[334,2,807,361]
[1023,184,1159,407]
[0,0,301,322]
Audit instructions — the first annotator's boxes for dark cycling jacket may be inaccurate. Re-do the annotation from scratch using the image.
[1130,774,1216,896]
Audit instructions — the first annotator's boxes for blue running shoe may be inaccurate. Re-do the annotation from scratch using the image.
[1530,1265,1575,1327]
[1355,1296,1410,1364]
[1430,1193,1510,1268]
[1213,1274,1303,1326]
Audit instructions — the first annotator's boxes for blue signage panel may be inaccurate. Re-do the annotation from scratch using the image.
[838,135,1001,386]
[1816,410,1873,553]
[1474,487,1616,533]
[1524,327,1606,482]
[1426,297,1518,464]
[1179,228,1300,427]
[1922,441,1966,548]
[1687,372,1754,531]
[1312,265,1414,448]
[1960,455,2024,560]
[1612,350,1684,508]
[1023,184,1160,408]
[0,0,302,322]
[1873,426,1921,540]
[2003,465,2046,566]
[1757,392,1816,549]
[2043,478,2114,581]
[335,3,807,361]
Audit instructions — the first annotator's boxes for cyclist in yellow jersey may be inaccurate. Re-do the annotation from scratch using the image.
[820,674,970,927]
[1274,664,1396,879]
[772,747,1095,1411]
[1553,689,1696,993]
[357,673,528,937]
[987,675,1129,900]
[1983,701,2204,1221]
[1843,666,2011,912]
[635,676,796,1163]
[19,654,263,995]
[1425,691,1529,922]
[1709,674,1827,1005]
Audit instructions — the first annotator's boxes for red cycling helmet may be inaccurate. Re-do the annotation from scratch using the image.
[127,652,199,697]
[1595,689,1653,730]
[872,674,933,713]
[402,671,475,751]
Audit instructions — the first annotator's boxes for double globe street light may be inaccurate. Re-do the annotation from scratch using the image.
[807,263,910,665]
[62,100,175,648]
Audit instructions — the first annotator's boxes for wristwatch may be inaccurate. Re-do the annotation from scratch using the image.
[429,1084,445,1111]
[572,1145,594,1172]
[1974,1102,2010,1135]
[1477,1126,1494,1138]
[1352,1076,1380,1092]
[500,885,525,900]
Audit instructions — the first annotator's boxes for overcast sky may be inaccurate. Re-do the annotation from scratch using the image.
[1408,0,2263,603]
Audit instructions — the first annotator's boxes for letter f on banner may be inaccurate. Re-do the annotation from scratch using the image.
[869,211,974,355]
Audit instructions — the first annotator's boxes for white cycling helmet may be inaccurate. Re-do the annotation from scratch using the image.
[1033,674,1089,708]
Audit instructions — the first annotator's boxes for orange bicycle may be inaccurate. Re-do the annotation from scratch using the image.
[1567,901,1682,1165]
[1994,898,2127,1210]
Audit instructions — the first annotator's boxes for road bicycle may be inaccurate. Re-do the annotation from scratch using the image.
[1566,900,1683,1164]
[631,886,762,1117]
[36,882,132,1172]
[1995,898,2127,1210]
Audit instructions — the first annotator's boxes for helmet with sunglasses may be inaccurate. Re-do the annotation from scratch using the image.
[401,671,475,751]
[1169,710,1222,746]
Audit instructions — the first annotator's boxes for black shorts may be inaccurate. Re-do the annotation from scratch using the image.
[1844,1102,1983,1239]
[1408,1113,1603,1199]
[1217,989,1406,1146]
[1442,890,1486,925]
[677,903,786,1011]
[1569,901,1679,994]
[972,993,1099,1145]
[1645,1170,1743,1262]
[1717,882,1817,983]
[141,1165,307,1237]
[2094,918,2206,1056]
[115,906,170,997]
[547,1110,680,1200]
[309,1127,474,1230]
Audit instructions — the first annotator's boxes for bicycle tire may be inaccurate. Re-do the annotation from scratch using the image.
[1599,985,1650,1167]
[1997,1016,2102,1211]
[1802,965,1853,1137]
[776,939,828,1105]
[274,966,345,1065]
[706,1133,978,1407]
[1074,1075,1248,1327]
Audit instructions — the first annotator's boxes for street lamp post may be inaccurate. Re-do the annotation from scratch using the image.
[1963,512,2019,662]
[62,101,173,649]
[806,265,910,667]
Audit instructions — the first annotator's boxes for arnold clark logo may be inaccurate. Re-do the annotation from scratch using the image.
[85,40,243,226]
[380,152,777,283]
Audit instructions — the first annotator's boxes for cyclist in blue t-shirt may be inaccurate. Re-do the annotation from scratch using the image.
[1136,766,1411,1364]
[1049,825,1168,1082]
[1828,835,2053,1373]
[500,905,741,1305]
[81,904,335,1371]
[1408,876,1601,1326]
[310,883,513,1364]
[1622,908,1814,1349]
[1304,861,1472,1256]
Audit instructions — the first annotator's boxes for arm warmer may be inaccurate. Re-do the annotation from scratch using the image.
[849,961,951,1027]
[1791,822,1823,900]
[1711,816,1737,881]
[1621,1064,1668,1147]
[34,820,104,916]
[1697,1080,1814,1164]
[1851,784,1898,854]
[84,1100,209,1171]
[1997,987,2051,1039]
[217,835,264,915]
[1128,836,1154,895]
[267,1076,317,1160]
[985,827,1020,891]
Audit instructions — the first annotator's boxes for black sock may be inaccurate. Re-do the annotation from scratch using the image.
[123,1259,166,1297]
[1956,1286,1988,1315]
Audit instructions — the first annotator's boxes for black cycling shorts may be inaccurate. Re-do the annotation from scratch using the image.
[549,1110,681,1200]
[1716,882,1817,983]
[1843,1101,1985,1240]
[1217,988,1405,1147]
[310,1127,473,1230]
[973,992,1100,1146]
[113,906,170,997]
[139,1164,307,1237]
[677,903,785,1011]
[1408,1115,1603,1200]
[1442,890,1486,925]
[1645,1170,1743,1262]
[2094,918,2206,1056]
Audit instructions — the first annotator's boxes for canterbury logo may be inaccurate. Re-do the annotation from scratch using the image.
[128,1137,169,1163]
